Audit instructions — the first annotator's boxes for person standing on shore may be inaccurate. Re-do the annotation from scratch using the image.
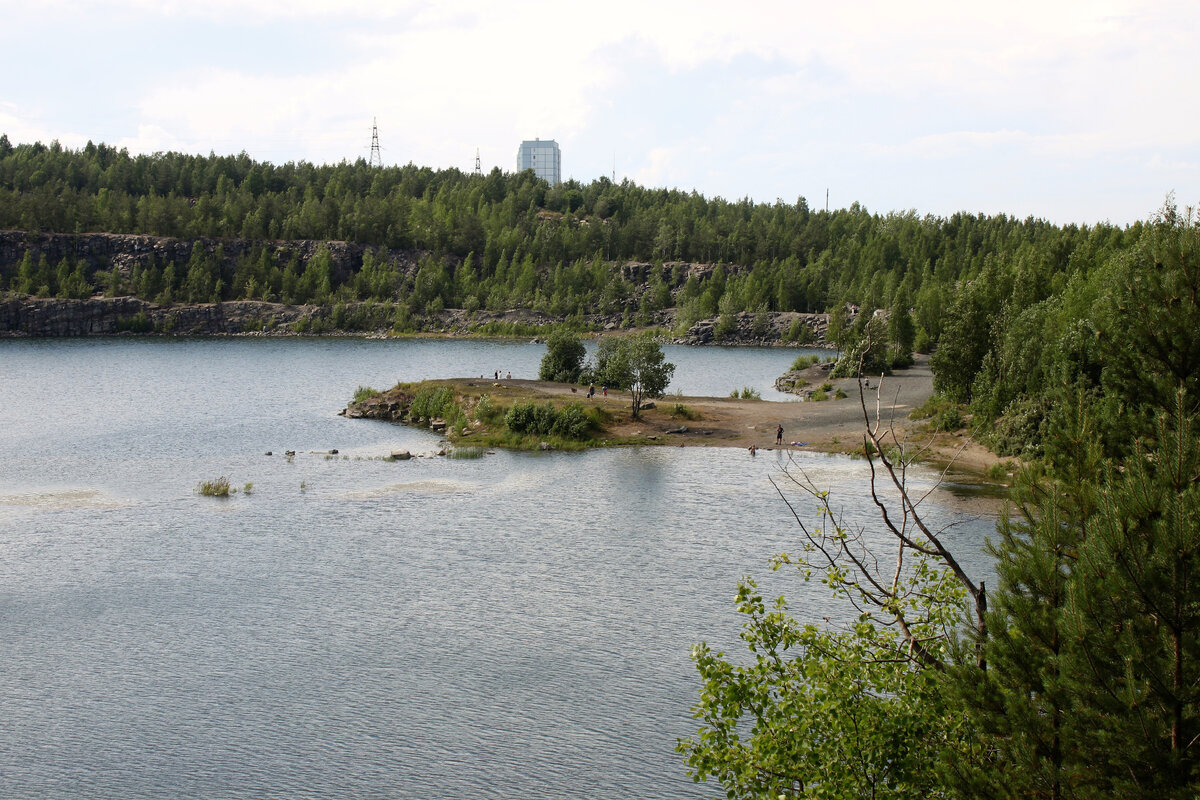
[776,424,784,445]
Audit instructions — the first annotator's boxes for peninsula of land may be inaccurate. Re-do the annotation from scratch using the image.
[343,354,1002,480]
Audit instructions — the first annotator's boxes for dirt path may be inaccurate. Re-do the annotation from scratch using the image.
[501,354,1001,478]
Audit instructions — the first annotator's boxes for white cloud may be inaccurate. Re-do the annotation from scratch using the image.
[2,0,1197,221]
[0,102,91,150]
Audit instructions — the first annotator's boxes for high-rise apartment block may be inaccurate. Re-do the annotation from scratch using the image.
[516,139,561,186]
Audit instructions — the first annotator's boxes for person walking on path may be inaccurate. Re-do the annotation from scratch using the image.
[776,424,784,445]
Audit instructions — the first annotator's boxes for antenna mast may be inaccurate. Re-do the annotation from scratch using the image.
[473,148,482,177]
[368,118,383,168]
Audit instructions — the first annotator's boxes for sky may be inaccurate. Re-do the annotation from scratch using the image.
[2,0,1197,226]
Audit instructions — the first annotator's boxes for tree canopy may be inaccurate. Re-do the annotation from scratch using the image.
[681,209,1200,799]
[537,328,586,383]
[591,333,675,419]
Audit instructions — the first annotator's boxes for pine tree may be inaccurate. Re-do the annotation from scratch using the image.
[945,399,1101,798]
[1062,393,1200,797]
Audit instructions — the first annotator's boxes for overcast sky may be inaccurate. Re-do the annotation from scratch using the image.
[2,0,1197,225]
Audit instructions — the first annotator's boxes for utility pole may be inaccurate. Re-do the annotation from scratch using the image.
[825,188,829,213]
[368,118,382,168]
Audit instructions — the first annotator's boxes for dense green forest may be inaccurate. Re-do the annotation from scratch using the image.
[682,213,1200,798]
[0,133,1188,459]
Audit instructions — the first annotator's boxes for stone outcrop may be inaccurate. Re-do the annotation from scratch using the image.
[774,360,838,397]
[0,230,835,344]
[675,311,829,346]
[342,388,416,422]
[0,296,322,336]
[0,230,400,286]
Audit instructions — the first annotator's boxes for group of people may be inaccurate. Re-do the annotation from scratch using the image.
[585,384,607,398]
[493,370,511,381]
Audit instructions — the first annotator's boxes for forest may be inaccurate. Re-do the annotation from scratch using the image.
[2,134,1198,796]
[0,134,1175,460]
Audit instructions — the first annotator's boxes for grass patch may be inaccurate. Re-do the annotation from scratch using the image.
[671,403,701,420]
[985,461,1017,483]
[731,386,762,400]
[790,353,822,370]
[353,385,381,403]
[448,446,486,459]
[197,476,232,497]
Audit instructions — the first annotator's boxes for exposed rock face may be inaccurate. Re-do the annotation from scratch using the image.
[774,361,838,396]
[0,230,391,286]
[676,311,829,347]
[341,389,416,422]
[0,231,833,344]
[0,296,320,336]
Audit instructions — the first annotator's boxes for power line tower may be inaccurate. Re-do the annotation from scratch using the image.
[368,118,383,168]
[473,148,481,177]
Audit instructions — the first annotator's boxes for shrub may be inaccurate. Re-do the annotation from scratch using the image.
[584,404,611,428]
[933,405,964,432]
[790,353,820,370]
[738,386,762,400]
[409,386,455,422]
[504,402,536,433]
[197,476,232,497]
[671,403,701,420]
[353,385,381,403]
[504,401,592,439]
[550,404,590,439]
[985,461,1012,482]
[473,394,501,423]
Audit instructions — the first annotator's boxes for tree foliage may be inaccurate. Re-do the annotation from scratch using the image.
[591,333,675,419]
[537,328,586,383]
[684,223,1200,797]
[0,134,1153,358]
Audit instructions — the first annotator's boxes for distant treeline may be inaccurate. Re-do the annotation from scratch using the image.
[0,133,1191,458]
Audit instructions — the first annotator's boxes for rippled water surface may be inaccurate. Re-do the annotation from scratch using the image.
[0,338,996,799]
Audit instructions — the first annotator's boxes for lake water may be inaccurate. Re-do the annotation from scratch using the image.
[0,337,997,799]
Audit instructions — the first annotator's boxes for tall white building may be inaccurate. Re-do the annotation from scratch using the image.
[516,139,561,186]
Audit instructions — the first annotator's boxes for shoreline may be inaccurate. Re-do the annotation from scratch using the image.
[348,353,1010,486]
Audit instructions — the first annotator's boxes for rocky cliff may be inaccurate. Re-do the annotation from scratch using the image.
[0,230,386,286]
[0,296,321,336]
[0,230,832,342]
